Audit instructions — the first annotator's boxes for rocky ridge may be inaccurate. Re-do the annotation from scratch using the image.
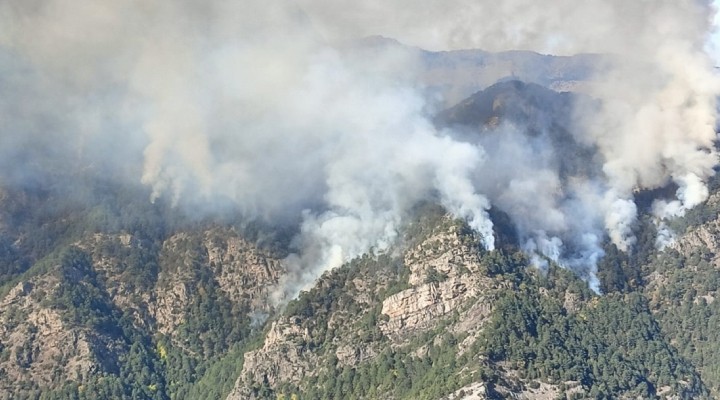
[0,223,284,398]
[228,215,572,399]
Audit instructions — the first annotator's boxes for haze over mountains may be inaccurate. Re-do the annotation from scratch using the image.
[1,1,720,399]
[1,0,718,298]
[354,36,603,106]
[2,78,720,398]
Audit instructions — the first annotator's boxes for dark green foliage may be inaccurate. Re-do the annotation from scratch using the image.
[479,248,526,276]
[19,238,261,400]
[45,247,168,400]
[646,247,720,394]
[261,227,710,400]
[52,247,121,335]
[268,251,480,400]
[597,217,656,294]
[295,342,472,400]
[424,267,448,284]
[0,180,180,298]
[629,215,658,271]
[4,178,720,400]
[186,342,253,399]
[173,253,253,359]
[0,235,28,282]
[0,175,293,398]
[283,255,391,352]
[597,243,633,294]
[480,271,707,398]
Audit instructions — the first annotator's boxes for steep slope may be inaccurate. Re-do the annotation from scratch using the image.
[0,168,714,400]
[641,183,720,395]
[353,36,602,106]
[227,206,706,399]
[1,81,718,400]
[435,80,600,182]
[0,183,286,400]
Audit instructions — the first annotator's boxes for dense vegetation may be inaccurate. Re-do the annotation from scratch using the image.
[263,254,708,400]
[0,182,272,400]
[2,174,720,399]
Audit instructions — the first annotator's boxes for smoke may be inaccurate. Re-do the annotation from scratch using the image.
[0,0,719,297]
[0,0,495,301]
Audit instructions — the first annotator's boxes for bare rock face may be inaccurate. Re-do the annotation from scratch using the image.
[229,215,500,398]
[670,220,720,261]
[202,227,283,310]
[334,342,378,368]
[441,381,489,400]
[151,228,283,336]
[76,233,152,327]
[646,193,720,303]
[563,291,582,313]
[245,318,315,383]
[151,232,207,335]
[227,317,318,400]
[0,223,286,397]
[380,277,480,341]
[667,192,720,259]
[381,220,494,342]
[403,219,484,286]
[442,364,582,400]
[153,278,191,335]
[0,277,125,397]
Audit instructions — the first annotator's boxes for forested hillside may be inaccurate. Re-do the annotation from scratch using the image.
[2,0,720,398]
[1,177,720,399]
[1,81,720,400]
[0,179,287,399]
[226,205,711,400]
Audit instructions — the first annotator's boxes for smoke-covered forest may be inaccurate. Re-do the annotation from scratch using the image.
[2,1,720,399]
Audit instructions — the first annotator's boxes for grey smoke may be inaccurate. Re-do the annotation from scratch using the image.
[0,0,719,298]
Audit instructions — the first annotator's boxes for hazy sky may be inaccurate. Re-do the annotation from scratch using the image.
[0,0,719,297]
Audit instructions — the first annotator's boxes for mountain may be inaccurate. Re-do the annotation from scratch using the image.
[226,206,706,399]
[0,183,286,399]
[640,184,720,394]
[352,36,604,107]
[1,82,719,400]
[419,48,603,107]
[435,80,600,181]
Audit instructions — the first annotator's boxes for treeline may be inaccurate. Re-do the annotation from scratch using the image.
[7,243,263,400]
[259,245,709,399]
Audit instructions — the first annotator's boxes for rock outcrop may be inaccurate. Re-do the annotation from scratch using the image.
[0,224,285,398]
[228,215,501,398]
[151,228,283,337]
[0,276,126,398]
[381,220,495,342]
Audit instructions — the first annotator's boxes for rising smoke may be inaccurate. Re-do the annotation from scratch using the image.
[0,0,718,298]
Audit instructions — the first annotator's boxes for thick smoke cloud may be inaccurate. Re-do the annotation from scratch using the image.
[0,0,718,298]
[301,0,720,244]
[0,0,495,300]
[303,0,720,279]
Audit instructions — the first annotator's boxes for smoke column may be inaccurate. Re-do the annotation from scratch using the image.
[0,0,718,297]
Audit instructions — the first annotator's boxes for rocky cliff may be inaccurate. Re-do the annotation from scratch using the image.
[0,197,285,399]
[0,180,714,399]
[222,197,711,400]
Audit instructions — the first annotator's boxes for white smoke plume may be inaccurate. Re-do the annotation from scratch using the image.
[301,0,720,249]
[0,0,495,301]
[0,0,719,297]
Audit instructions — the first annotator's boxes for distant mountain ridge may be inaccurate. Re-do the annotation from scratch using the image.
[354,35,605,106]
[436,79,600,182]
